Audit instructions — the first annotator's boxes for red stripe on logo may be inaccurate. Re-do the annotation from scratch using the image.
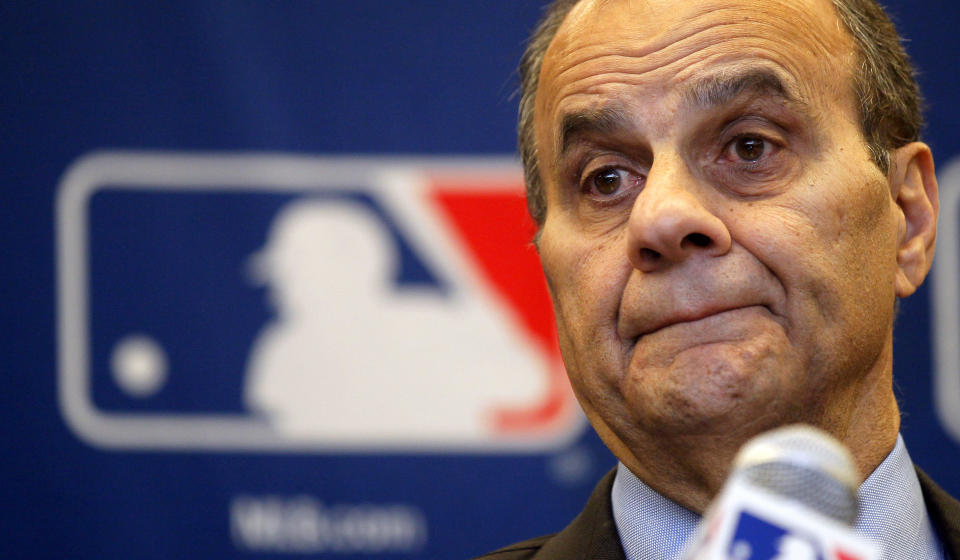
[429,179,574,434]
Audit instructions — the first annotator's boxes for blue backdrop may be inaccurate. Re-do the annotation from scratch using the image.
[4,2,960,559]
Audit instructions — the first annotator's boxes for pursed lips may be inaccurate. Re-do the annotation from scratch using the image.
[621,303,769,341]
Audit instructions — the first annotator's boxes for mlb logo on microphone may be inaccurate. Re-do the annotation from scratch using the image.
[725,511,864,560]
[691,482,879,560]
[56,152,583,452]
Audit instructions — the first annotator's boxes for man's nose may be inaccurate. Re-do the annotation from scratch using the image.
[626,157,732,272]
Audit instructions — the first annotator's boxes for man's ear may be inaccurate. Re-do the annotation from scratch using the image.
[892,142,939,298]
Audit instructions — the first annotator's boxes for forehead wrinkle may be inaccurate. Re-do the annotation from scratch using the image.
[547,20,746,92]
[542,25,777,163]
[543,0,852,101]
[681,67,809,113]
[542,23,835,136]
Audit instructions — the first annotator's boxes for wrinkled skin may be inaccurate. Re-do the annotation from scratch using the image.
[534,0,938,511]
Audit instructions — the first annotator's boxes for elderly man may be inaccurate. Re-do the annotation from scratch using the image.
[478,0,959,558]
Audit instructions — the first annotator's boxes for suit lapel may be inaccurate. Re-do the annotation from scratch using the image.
[917,468,960,559]
[534,469,626,560]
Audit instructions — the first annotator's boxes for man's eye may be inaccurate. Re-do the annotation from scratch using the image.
[731,136,767,162]
[588,167,638,196]
[593,169,622,194]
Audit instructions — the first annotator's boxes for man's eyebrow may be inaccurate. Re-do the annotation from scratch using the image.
[683,68,806,110]
[554,70,808,165]
[556,106,633,162]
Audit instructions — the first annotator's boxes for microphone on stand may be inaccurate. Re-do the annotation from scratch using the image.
[682,424,880,560]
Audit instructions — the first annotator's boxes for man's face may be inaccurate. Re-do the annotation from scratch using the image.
[534,0,912,470]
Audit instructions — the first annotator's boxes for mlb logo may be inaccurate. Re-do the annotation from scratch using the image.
[56,152,583,452]
[728,510,825,560]
[726,511,872,560]
[691,483,878,560]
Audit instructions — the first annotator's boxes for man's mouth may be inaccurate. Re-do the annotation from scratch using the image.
[631,304,767,340]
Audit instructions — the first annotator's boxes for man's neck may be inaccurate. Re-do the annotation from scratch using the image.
[605,382,901,513]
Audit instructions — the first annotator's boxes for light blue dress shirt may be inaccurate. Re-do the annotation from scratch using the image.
[611,434,946,559]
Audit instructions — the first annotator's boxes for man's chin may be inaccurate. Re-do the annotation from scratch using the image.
[620,344,799,436]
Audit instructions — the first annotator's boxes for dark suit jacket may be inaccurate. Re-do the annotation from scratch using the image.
[476,467,960,559]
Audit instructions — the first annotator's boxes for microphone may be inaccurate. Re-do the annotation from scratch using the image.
[682,424,880,560]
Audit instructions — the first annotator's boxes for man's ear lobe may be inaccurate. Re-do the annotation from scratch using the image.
[892,142,939,298]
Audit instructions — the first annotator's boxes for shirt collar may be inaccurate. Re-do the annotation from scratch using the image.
[611,461,698,560]
[611,434,945,560]
[854,434,945,559]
